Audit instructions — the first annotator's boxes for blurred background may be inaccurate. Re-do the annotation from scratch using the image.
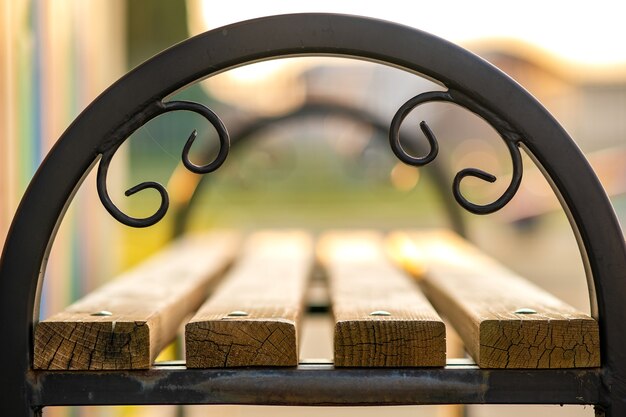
[1,1,625,416]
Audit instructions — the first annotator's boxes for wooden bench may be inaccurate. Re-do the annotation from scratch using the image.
[31,229,598,373]
[1,12,625,417]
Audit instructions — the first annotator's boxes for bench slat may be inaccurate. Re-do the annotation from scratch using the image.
[388,230,600,369]
[34,231,240,370]
[319,231,446,367]
[185,231,313,368]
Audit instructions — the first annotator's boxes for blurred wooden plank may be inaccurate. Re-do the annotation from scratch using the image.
[185,231,313,368]
[34,231,239,370]
[319,231,446,367]
[388,230,600,369]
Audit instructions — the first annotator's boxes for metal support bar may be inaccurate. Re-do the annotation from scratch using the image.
[27,361,601,407]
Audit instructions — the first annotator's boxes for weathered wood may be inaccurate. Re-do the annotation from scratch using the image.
[388,230,600,369]
[319,231,446,367]
[185,231,313,368]
[34,232,239,370]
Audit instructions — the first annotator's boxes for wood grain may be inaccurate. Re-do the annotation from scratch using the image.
[34,231,239,370]
[319,231,446,367]
[185,230,313,368]
[388,230,600,369]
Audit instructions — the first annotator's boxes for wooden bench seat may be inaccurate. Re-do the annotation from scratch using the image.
[34,231,240,370]
[318,231,446,367]
[388,230,600,369]
[34,229,600,371]
[185,230,313,367]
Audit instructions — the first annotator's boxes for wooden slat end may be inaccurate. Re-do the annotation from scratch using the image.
[185,319,298,368]
[479,317,600,369]
[334,319,446,368]
[34,319,152,370]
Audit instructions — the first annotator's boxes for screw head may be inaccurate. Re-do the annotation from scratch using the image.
[514,308,537,315]
[91,310,113,317]
[370,310,392,317]
[226,310,249,317]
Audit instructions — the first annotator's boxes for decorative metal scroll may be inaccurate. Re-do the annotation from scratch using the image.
[389,89,523,215]
[96,100,229,228]
[95,88,523,228]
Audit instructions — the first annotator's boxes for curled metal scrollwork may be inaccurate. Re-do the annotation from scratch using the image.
[389,89,523,215]
[97,100,229,228]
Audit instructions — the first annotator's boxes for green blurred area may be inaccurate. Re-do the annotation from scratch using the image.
[122,123,452,265]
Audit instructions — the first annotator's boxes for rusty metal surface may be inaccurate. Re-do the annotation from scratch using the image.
[26,361,601,407]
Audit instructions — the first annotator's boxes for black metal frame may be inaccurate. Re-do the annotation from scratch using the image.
[28,361,601,407]
[1,13,625,416]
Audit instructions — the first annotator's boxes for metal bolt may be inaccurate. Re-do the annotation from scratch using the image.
[514,308,537,315]
[91,310,113,317]
[226,310,249,317]
[370,310,392,316]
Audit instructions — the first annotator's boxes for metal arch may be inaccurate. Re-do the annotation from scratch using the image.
[0,13,624,416]
[170,100,466,238]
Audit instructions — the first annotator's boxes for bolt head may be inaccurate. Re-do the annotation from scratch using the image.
[226,310,249,317]
[514,308,537,315]
[370,310,392,317]
[91,310,113,317]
